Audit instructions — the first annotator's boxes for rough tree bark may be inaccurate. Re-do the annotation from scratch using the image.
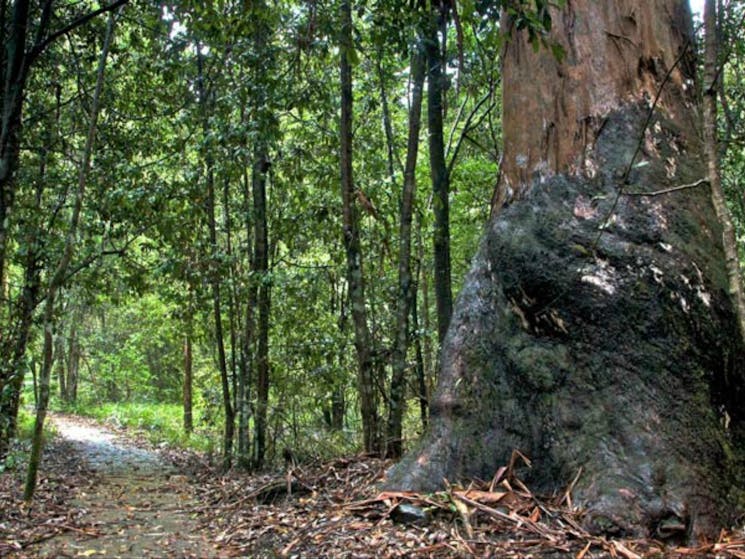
[388,0,745,541]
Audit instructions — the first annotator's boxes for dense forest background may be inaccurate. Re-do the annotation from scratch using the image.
[1,0,744,477]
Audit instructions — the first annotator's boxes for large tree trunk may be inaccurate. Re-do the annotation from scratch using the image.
[388,0,745,541]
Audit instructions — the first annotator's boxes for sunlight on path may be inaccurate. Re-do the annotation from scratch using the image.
[29,415,226,559]
[51,416,165,476]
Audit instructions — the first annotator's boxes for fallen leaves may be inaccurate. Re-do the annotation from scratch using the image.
[190,453,745,558]
[5,416,745,558]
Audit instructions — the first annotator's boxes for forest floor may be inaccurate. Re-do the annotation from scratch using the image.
[1,414,744,558]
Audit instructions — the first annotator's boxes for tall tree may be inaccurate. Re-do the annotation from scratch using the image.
[24,7,118,500]
[386,39,426,458]
[0,0,128,304]
[248,0,275,470]
[196,47,234,469]
[702,0,745,343]
[339,0,380,454]
[389,0,745,541]
[0,0,129,460]
[251,152,271,468]
[426,2,453,345]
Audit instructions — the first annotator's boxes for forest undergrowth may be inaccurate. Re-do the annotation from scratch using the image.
[1,414,744,558]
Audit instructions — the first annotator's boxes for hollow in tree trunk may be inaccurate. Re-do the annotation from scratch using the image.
[388,0,745,542]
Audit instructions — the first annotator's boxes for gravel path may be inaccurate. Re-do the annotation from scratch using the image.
[29,414,227,559]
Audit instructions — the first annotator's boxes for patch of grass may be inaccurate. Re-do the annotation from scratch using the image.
[72,402,216,453]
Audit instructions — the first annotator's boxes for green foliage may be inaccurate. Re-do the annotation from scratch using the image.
[74,402,215,453]
[67,293,184,405]
[2,0,741,473]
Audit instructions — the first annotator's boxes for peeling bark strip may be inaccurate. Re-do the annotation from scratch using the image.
[389,0,745,542]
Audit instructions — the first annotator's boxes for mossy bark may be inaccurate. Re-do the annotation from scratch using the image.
[388,0,745,542]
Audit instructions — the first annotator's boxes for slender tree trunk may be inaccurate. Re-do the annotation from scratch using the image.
[252,154,270,469]
[210,169,234,468]
[238,145,253,468]
[411,254,428,430]
[426,8,452,346]
[703,0,745,344]
[376,52,399,182]
[416,213,433,391]
[324,274,345,431]
[25,9,116,500]
[386,42,426,458]
[66,325,78,404]
[339,0,379,455]
[183,329,193,434]
[196,48,234,470]
[0,0,31,294]
[210,173,234,469]
[24,294,54,501]
[331,386,345,430]
[55,334,67,402]
[222,177,240,417]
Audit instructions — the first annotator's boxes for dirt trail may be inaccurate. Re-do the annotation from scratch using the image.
[29,414,227,559]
